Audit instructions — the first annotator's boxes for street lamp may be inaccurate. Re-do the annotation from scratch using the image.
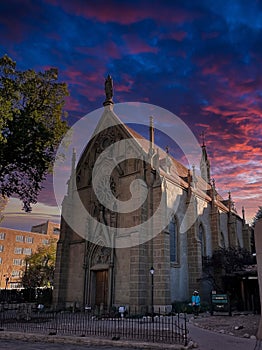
[149,266,154,322]
[4,275,9,290]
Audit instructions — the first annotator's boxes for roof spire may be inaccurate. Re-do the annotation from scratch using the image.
[242,206,246,223]
[103,74,114,106]
[200,132,211,184]
[200,130,206,147]
[228,191,235,211]
[211,178,217,200]
[148,116,155,161]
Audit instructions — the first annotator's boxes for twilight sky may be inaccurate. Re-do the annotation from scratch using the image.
[0,0,261,230]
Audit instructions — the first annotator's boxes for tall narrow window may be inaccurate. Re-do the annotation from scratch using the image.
[16,235,24,242]
[23,248,32,255]
[13,259,22,266]
[199,224,206,257]
[169,217,178,264]
[220,232,226,248]
[0,233,5,240]
[14,247,22,254]
[25,236,33,243]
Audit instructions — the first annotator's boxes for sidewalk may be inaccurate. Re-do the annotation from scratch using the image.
[189,312,259,339]
[0,330,189,350]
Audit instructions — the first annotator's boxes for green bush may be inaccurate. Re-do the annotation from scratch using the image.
[172,300,210,314]
[172,300,192,314]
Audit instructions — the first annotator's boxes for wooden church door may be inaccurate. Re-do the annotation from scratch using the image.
[95,270,108,307]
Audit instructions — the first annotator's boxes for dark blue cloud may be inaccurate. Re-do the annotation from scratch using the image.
[0,0,261,223]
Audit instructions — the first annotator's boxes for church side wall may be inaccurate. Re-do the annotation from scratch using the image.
[170,231,188,301]
[196,197,211,255]
[166,184,189,302]
[53,219,70,309]
[114,247,131,307]
[220,212,229,247]
[65,241,86,308]
[197,199,212,301]
[236,217,243,247]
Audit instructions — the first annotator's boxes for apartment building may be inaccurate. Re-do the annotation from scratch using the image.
[0,221,60,289]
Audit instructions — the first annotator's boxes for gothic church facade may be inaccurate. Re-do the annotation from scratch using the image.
[53,78,251,312]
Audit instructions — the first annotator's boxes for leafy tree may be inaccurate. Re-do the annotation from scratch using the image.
[0,55,69,211]
[211,247,254,274]
[22,240,57,288]
[202,247,255,292]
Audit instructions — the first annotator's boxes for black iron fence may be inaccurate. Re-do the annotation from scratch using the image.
[0,303,188,345]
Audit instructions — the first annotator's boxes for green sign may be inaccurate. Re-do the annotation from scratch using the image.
[212,294,228,304]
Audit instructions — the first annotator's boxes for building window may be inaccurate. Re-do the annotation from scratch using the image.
[10,282,22,289]
[16,235,24,242]
[14,247,22,254]
[23,248,32,255]
[0,257,2,264]
[42,239,49,245]
[11,270,21,277]
[169,217,178,264]
[199,224,206,257]
[0,232,6,240]
[53,228,60,235]
[25,236,33,243]
[13,259,22,266]
[0,245,4,252]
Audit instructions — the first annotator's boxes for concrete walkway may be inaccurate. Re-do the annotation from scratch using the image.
[187,321,258,350]
[0,330,187,350]
[0,323,260,350]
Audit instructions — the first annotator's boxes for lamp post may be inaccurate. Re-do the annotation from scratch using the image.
[4,275,9,290]
[149,266,154,323]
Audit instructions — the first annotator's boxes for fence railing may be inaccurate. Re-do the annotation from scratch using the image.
[0,303,188,345]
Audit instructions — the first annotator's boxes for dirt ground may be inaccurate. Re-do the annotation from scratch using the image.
[190,312,260,338]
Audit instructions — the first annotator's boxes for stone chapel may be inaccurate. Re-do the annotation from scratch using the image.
[53,76,251,313]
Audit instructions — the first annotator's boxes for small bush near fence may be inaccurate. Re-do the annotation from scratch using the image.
[172,300,210,314]
[0,288,52,305]
[172,300,192,314]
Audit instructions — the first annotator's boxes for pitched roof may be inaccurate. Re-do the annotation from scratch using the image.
[78,105,239,216]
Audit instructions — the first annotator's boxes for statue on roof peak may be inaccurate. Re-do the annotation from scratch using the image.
[103,74,114,106]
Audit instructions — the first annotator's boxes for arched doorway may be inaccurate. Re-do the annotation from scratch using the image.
[88,245,112,309]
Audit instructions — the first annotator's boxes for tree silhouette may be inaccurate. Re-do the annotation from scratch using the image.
[0,55,69,211]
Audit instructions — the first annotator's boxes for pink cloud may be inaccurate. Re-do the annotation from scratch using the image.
[159,31,187,42]
[122,34,158,54]
[202,64,221,75]
[63,67,106,103]
[65,96,81,112]
[196,105,261,223]
[46,1,199,25]
[76,42,122,60]
[116,84,133,93]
